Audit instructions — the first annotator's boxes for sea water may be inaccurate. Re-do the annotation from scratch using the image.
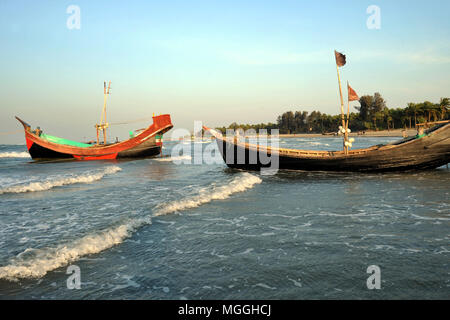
[0,137,448,299]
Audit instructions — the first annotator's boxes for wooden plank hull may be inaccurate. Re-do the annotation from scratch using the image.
[17,114,172,161]
[205,123,450,172]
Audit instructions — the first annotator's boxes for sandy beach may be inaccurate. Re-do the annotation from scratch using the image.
[210,128,418,139]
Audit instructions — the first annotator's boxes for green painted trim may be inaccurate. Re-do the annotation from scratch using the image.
[41,134,92,148]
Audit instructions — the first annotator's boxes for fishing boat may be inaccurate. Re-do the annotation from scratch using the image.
[16,81,173,161]
[202,50,450,172]
[203,122,450,172]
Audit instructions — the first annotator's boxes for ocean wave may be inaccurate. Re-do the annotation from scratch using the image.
[410,213,450,221]
[0,217,150,281]
[0,151,30,158]
[0,172,262,281]
[154,172,262,216]
[0,166,121,194]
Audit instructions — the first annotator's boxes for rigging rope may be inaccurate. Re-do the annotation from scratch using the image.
[109,116,155,126]
[1,115,156,135]
[0,129,23,135]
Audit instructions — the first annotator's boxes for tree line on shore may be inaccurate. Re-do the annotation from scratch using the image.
[215,95,449,134]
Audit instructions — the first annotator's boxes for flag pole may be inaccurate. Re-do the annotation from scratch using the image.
[336,63,347,154]
[345,81,351,153]
[346,82,351,128]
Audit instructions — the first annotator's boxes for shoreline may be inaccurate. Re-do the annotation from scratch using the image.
[166,129,420,141]
[278,129,417,138]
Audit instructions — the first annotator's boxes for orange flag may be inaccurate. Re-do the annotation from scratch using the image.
[348,83,359,101]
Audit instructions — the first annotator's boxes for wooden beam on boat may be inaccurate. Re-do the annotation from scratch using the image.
[416,120,450,127]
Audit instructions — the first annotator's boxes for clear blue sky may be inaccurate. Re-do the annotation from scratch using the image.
[1,0,449,143]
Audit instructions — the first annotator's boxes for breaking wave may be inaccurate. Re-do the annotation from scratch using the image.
[0,151,30,158]
[0,217,150,281]
[154,172,262,216]
[152,155,192,162]
[0,172,262,281]
[0,166,121,194]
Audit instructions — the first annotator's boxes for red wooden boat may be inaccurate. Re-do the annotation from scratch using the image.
[16,114,173,161]
[16,82,173,161]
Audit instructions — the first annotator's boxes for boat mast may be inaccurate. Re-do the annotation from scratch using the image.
[334,51,348,154]
[95,81,111,145]
[346,81,351,141]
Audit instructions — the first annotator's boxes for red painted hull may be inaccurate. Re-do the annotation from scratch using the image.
[17,114,173,161]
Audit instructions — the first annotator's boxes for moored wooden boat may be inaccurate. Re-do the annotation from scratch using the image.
[204,50,449,172]
[17,114,173,161]
[16,81,173,161]
[203,122,450,172]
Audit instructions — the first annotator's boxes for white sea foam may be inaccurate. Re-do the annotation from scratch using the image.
[0,172,262,281]
[0,151,30,158]
[0,217,150,281]
[410,213,450,221]
[253,283,277,290]
[307,142,330,146]
[0,166,121,194]
[287,277,302,288]
[152,155,192,162]
[154,172,262,216]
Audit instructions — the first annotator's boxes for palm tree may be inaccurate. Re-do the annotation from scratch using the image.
[420,101,435,123]
[401,115,409,129]
[383,108,393,130]
[431,104,441,122]
[387,113,393,130]
[407,103,419,127]
[439,97,449,120]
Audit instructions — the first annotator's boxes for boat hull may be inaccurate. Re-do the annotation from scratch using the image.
[206,123,450,172]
